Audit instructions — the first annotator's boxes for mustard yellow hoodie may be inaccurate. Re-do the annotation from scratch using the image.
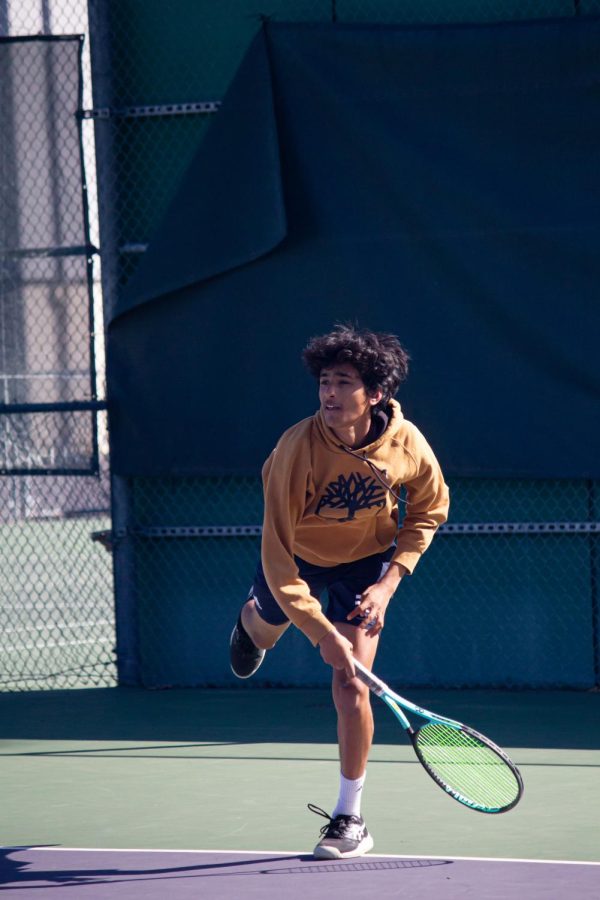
[261,399,449,645]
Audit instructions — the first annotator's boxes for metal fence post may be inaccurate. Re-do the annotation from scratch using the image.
[88,0,139,685]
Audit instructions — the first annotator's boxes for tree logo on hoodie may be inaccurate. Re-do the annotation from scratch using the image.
[316,472,386,522]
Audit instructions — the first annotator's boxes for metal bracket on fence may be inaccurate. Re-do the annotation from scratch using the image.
[91,529,114,552]
[127,522,600,539]
[80,101,221,120]
[91,527,128,552]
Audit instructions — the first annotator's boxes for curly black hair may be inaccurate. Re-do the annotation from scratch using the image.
[302,324,410,409]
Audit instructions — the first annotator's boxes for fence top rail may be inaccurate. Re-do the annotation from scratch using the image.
[0,401,107,415]
[128,521,600,539]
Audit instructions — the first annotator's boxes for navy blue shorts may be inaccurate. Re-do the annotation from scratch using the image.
[248,546,396,627]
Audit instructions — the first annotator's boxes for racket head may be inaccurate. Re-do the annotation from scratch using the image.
[412,721,524,814]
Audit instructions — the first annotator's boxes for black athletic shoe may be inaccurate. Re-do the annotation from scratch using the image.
[229,613,265,678]
[309,804,374,859]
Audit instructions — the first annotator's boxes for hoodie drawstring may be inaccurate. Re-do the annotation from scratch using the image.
[338,444,408,506]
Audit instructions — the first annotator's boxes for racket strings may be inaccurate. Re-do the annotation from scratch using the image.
[415,723,520,811]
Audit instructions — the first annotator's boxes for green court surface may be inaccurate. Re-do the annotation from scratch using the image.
[1,687,599,862]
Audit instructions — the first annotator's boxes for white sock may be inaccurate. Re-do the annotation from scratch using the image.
[332,772,366,818]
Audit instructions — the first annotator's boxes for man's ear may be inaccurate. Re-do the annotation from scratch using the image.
[369,389,384,406]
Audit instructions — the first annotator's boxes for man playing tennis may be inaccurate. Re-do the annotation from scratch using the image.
[230,325,449,859]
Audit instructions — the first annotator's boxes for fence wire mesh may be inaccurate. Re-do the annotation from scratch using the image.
[0,1,114,690]
[126,476,599,689]
[0,470,114,690]
[1,1,598,689]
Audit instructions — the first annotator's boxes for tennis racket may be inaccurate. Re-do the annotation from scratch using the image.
[353,659,523,814]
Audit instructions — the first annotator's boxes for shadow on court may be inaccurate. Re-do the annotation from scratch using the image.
[2,847,599,900]
[0,686,599,749]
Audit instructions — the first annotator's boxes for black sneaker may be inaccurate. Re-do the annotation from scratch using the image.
[229,613,265,678]
[309,804,374,859]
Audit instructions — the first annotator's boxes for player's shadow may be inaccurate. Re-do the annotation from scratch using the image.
[0,850,31,886]
[0,849,296,888]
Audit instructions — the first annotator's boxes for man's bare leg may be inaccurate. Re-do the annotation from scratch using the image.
[331,622,379,780]
[312,622,378,859]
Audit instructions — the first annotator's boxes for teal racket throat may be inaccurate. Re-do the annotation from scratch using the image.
[354,659,523,814]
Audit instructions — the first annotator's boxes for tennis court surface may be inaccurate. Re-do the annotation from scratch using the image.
[2,686,599,898]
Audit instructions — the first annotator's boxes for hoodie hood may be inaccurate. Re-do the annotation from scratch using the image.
[314,398,405,453]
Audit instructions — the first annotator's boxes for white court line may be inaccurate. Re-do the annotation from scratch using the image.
[5,846,599,866]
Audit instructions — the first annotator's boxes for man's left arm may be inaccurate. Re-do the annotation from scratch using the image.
[348,430,449,635]
[391,428,449,575]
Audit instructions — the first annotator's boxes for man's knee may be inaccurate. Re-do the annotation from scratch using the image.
[242,598,288,650]
[332,673,371,716]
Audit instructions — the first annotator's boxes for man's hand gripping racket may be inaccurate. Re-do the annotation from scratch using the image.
[353,659,524,814]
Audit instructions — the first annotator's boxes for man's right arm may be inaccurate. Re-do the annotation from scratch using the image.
[318,629,356,678]
[261,431,334,647]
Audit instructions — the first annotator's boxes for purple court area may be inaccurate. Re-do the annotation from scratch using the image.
[1,848,599,899]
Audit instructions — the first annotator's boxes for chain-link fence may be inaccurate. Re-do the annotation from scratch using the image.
[0,472,114,690]
[122,476,599,689]
[1,1,598,690]
[0,1,114,690]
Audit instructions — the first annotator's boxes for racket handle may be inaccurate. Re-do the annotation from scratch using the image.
[353,658,387,697]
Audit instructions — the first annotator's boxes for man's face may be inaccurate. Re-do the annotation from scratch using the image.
[319,363,376,434]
